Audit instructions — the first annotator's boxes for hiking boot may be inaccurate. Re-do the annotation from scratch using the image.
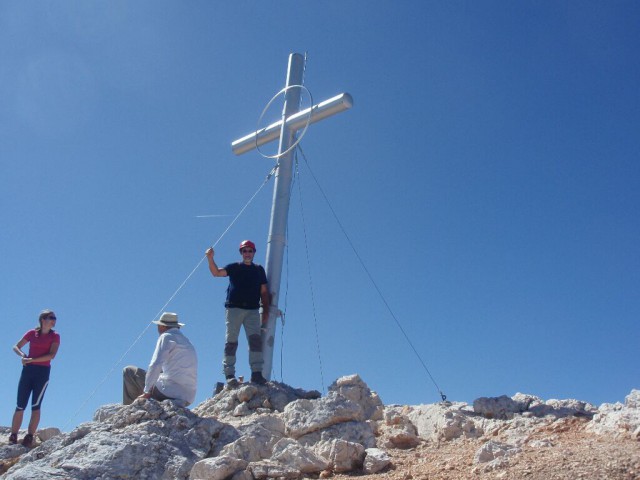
[250,371,267,385]
[225,376,239,389]
[8,433,17,445]
[21,433,34,448]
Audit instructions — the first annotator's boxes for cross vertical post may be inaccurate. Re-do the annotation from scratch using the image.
[261,53,304,379]
[231,53,353,380]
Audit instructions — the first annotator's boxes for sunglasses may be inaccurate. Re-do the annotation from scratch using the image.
[241,249,255,253]
[46,316,57,321]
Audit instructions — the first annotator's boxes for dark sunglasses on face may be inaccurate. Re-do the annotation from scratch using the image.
[46,316,57,320]
[241,249,255,253]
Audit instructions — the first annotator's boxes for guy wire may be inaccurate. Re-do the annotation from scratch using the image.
[63,165,278,430]
[294,150,325,393]
[297,145,447,402]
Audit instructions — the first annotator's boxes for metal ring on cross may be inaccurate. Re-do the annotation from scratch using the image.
[255,84,313,160]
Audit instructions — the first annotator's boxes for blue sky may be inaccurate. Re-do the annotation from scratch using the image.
[1,1,639,431]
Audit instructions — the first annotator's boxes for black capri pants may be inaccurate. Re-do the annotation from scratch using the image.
[16,365,51,411]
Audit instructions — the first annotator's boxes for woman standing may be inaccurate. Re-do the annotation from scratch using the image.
[9,309,61,448]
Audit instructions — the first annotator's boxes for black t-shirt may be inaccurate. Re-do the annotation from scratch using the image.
[224,262,268,309]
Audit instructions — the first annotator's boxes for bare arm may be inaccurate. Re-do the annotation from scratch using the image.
[22,342,59,365]
[206,247,227,277]
[13,338,28,358]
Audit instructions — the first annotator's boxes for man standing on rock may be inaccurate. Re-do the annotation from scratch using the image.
[123,312,197,406]
[206,240,270,387]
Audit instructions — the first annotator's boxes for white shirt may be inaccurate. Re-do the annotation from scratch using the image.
[144,328,197,406]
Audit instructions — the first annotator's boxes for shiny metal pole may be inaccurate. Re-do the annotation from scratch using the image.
[261,53,304,379]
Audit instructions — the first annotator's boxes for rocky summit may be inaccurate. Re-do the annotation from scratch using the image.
[1,375,638,479]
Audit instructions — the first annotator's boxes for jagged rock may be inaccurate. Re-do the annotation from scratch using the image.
[378,406,420,449]
[474,395,522,419]
[363,447,390,474]
[35,428,60,443]
[220,419,285,462]
[233,402,251,417]
[3,399,223,479]
[587,389,640,439]
[230,470,253,480]
[0,444,26,463]
[4,377,637,479]
[314,438,365,473]
[328,374,384,421]
[297,420,376,448]
[529,398,597,418]
[271,438,330,473]
[93,403,125,422]
[474,394,597,420]
[474,440,522,464]
[248,459,301,479]
[283,392,364,438]
[511,392,544,411]
[193,381,320,422]
[189,456,248,480]
[626,389,640,409]
[405,402,483,441]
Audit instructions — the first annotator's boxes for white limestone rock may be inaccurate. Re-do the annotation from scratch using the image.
[220,419,285,462]
[35,428,61,443]
[406,402,483,441]
[474,395,522,419]
[189,456,248,480]
[193,381,320,422]
[363,447,391,474]
[93,403,125,422]
[473,440,522,464]
[283,392,365,438]
[378,406,421,449]
[529,398,597,418]
[587,389,640,439]
[314,438,366,473]
[296,420,376,449]
[271,438,330,473]
[3,400,223,480]
[328,374,384,421]
[248,460,301,479]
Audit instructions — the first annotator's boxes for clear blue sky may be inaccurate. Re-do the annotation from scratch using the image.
[2,2,639,431]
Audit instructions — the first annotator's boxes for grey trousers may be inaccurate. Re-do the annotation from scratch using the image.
[122,366,171,405]
[223,308,263,377]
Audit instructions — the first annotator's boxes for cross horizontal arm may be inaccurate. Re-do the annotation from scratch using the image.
[231,93,353,156]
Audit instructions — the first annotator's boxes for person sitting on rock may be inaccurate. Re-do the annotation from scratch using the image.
[123,312,197,407]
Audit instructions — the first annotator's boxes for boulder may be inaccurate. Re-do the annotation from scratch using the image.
[3,399,223,479]
[314,438,365,473]
[363,447,391,474]
[587,389,640,439]
[474,395,522,419]
[189,456,248,480]
[328,374,384,421]
[283,392,364,438]
[271,438,330,473]
[405,402,483,441]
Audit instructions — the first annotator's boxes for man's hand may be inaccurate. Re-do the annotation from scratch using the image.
[137,393,151,401]
[206,247,214,259]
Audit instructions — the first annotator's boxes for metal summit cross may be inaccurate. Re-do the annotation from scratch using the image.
[231,53,353,380]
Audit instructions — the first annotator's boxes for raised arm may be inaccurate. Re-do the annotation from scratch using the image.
[206,247,227,277]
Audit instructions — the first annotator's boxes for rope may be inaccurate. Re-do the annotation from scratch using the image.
[294,152,325,393]
[63,166,278,430]
[297,145,447,402]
